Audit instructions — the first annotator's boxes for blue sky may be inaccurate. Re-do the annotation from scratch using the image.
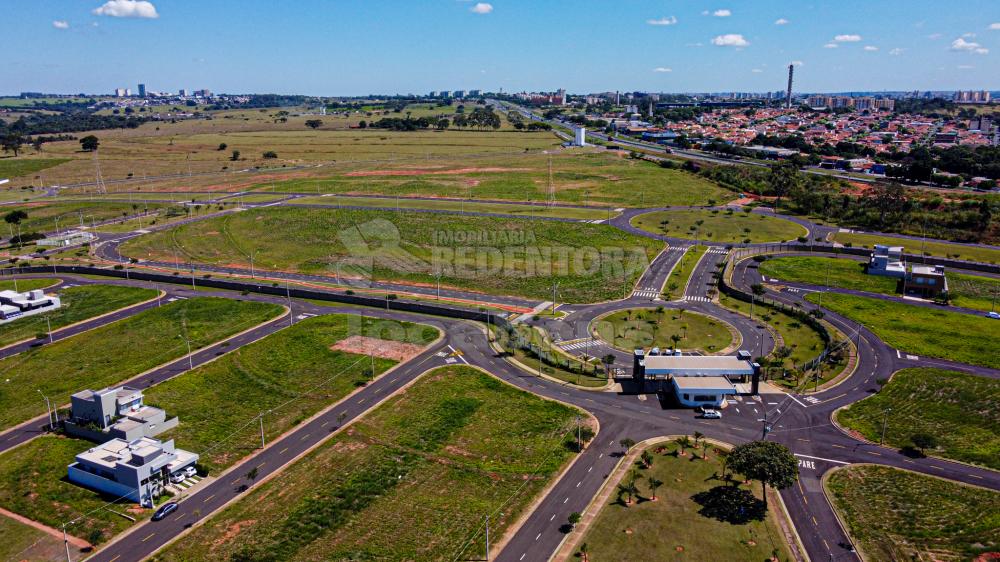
[4,0,999,95]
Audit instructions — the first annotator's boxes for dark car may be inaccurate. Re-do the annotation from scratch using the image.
[152,502,179,521]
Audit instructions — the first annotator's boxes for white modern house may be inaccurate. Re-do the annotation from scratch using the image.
[0,289,60,323]
[36,231,96,248]
[868,245,906,278]
[66,386,178,442]
[67,437,198,507]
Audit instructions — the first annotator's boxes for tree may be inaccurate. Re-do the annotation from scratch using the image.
[1,132,24,157]
[619,438,636,454]
[647,477,663,501]
[676,435,692,456]
[305,119,323,129]
[567,512,581,528]
[4,209,27,244]
[751,283,766,296]
[866,182,909,227]
[217,142,227,151]
[911,433,938,455]
[727,440,798,509]
[576,425,595,450]
[262,151,278,159]
[230,150,241,161]
[79,135,100,152]
[602,353,616,377]
[246,466,259,483]
[769,163,799,212]
[358,120,367,128]
[436,118,450,130]
[578,543,589,562]
[640,450,653,468]
[670,333,681,351]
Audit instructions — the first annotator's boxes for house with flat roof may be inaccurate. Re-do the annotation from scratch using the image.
[66,386,178,442]
[632,349,759,408]
[906,264,948,297]
[868,245,906,278]
[67,437,197,507]
[0,289,61,323]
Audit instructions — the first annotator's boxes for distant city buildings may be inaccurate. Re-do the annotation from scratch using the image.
[953,90,991,104]
[806,95,895,111]
[137,83,146,97]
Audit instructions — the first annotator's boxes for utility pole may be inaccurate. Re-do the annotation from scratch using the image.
[551,281,559,315]
[880,408,892,445]
[180,323,193,370]
[37,390,53,430]
[286,279,294,326]
[485,515,490,562]
[576,415,582,452]
[62,525,72,562]
[259,412,265,448]
[46,316,53,343]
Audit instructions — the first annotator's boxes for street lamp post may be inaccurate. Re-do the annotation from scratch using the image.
[880,408,892,445]
[37,390,54,431]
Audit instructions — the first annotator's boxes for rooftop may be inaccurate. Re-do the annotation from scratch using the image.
[671,376,737,391]
[643,355,755,376]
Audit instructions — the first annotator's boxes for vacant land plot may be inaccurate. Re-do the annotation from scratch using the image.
[0,297,282,429]
[579,439,792,561]
[0,435,148,548]
[0,513,69,562]
[664,244,706,299]
[0,158,70,181]
[263,150,732,208]
[153,366,578,561]
[0,284,156,348]
[0,200,173,236]
[596,308,735,354]
[121,207,663,302]
[832,231,1000,264]
[837,368,999,469]
[633,209,807,243]
[946,271,1000,312]
[759,256,897,294]
[827,465,999,561]
[805,292,1000,369]
[146,314,438,471]
[292,195,612,220]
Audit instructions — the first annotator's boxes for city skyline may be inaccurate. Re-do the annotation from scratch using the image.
[4,0,1000,96]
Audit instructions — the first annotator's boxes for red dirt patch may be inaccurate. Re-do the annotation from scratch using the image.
[344,167,528,177]
[214,519,257,547]
[330,335,426,362]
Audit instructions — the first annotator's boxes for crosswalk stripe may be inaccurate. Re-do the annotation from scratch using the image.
[681,296,711,302]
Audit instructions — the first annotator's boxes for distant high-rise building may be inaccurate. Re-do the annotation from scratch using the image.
[179,89,189,96]
[138,83,146,97]
[114,88,127,97]
[428,91,437,97]
[468,89,481,96]
[453,90,466,98]
[785,64,794,109]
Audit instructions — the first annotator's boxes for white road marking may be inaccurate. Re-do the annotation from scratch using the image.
[794,453,849,465]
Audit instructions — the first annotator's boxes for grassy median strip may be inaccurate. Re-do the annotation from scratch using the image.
[579,439,793,561]
[0,278,58,293]
[596,307,734,354]
[805,292,1000,369]
[121,207,663,302]
[836,368,999,469]
[293,195,613,220]
[0,284,157,349]
[827,465,1000,561]
[146,314,439,472]
[153,365,578,561]
[663,245,706,299]
[832,231,1000,264]
[632,209,807,244]
[0,297,283,430]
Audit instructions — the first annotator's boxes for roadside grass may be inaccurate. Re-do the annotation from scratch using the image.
[120,207,663,302]
[151,366,579,561]
[806,292,1000,369]
[0,297,283,430]
[632,209,807,244]
[0,158,71,180]
[0,277,59,293]
[146,314,439,472]
[664,244,706,299]
[0,512,67,562]
[946,272,1000,312]
[292,195,613,220]
[595,307,734,354]
[0,435,151,547]
[493,324,608,387]
[758,256,897,294]
[0,201,173,235]
[836,368,1000,469]
[579,440,793,562]
[0,284,156,348]
[826,465,1000,561]
[832,231,1000,264]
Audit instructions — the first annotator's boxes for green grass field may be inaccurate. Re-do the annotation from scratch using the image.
[595,308,735,354]
[120,207,663,302]
[758,256,897,294]
[579,439,793,561]
[0,435,150,547]
[0,277,58,292]
[632,209,807,244]
[0,297,282,430]
[832,232,1000,264]
[1,200,174,236]
[946,272,1000,312]
[0,513,68,561]
[152,366,578,561]
[836,368,999,469]
[827,465,999,561]
[292,195,613,220]
[805,292,1000,369]
[0,284,156,348]
[147,314,438,471]
[664,245,706,299]
[0,158,70,180]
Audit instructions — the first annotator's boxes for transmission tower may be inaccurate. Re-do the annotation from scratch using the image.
[93,150,107,195]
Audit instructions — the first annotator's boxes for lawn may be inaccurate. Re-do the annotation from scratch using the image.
[0,277,58,293]
[0,297,282,430]
[758,256,897,294]
[578,439,793,562]
[492,323,609,387]
[0,512,68,562]
[0,435,151,547]
[832,231,1000,264]
[152,366,579,561]
[292,195,613,220]
[826,465,999,561]
[632,209,807,243]
[146,314,439,472]
[836,368,1000,469]
[120,207,663,302]
[0,158,70,180]
[946,272,1000,312]
[664,245,706,299]
[805,292,1000,369]
[0,200,174,236]
[595,307,735,354]
[0,284,156,348]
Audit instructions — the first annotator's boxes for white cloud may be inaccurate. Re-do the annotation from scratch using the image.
[652,67,673,73]
[647,16,677,26]
[958,64,974,69]
[990,23,1000,30]
[927,33,942,40]
[711,33,749,47]
[751,68,763,73]
[469,2,492,14]
[52,20,70,29]
[823,43,838,48]
[713,9,731,17]
[950,37,989,54]
[790,60,804,66]
[774,18,789,25]
[92,0,159,18]
[863,45,878,51]
[962,32,977,38]
[833,34,862,42]
[889,47,904,55]
[685,42,704,47]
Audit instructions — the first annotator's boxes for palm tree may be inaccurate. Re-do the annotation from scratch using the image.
[579,543,589,562]
[693,431,704,448]
[640,450,653,468]
[717,448,731,482]
[647,477,663,501]
[676,435,692,456]
[670,334,681,352]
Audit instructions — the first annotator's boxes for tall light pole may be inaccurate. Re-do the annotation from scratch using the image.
[880,408,892,445]
[37,389,53,430]
[179,328,193,370]
[484,515,490,562]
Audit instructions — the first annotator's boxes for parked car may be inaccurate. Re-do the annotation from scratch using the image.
[184,465,197,478]
[987,311,1000,320]
[169,472,186,484]
[152,502,178,521]
[700,409,722,419]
